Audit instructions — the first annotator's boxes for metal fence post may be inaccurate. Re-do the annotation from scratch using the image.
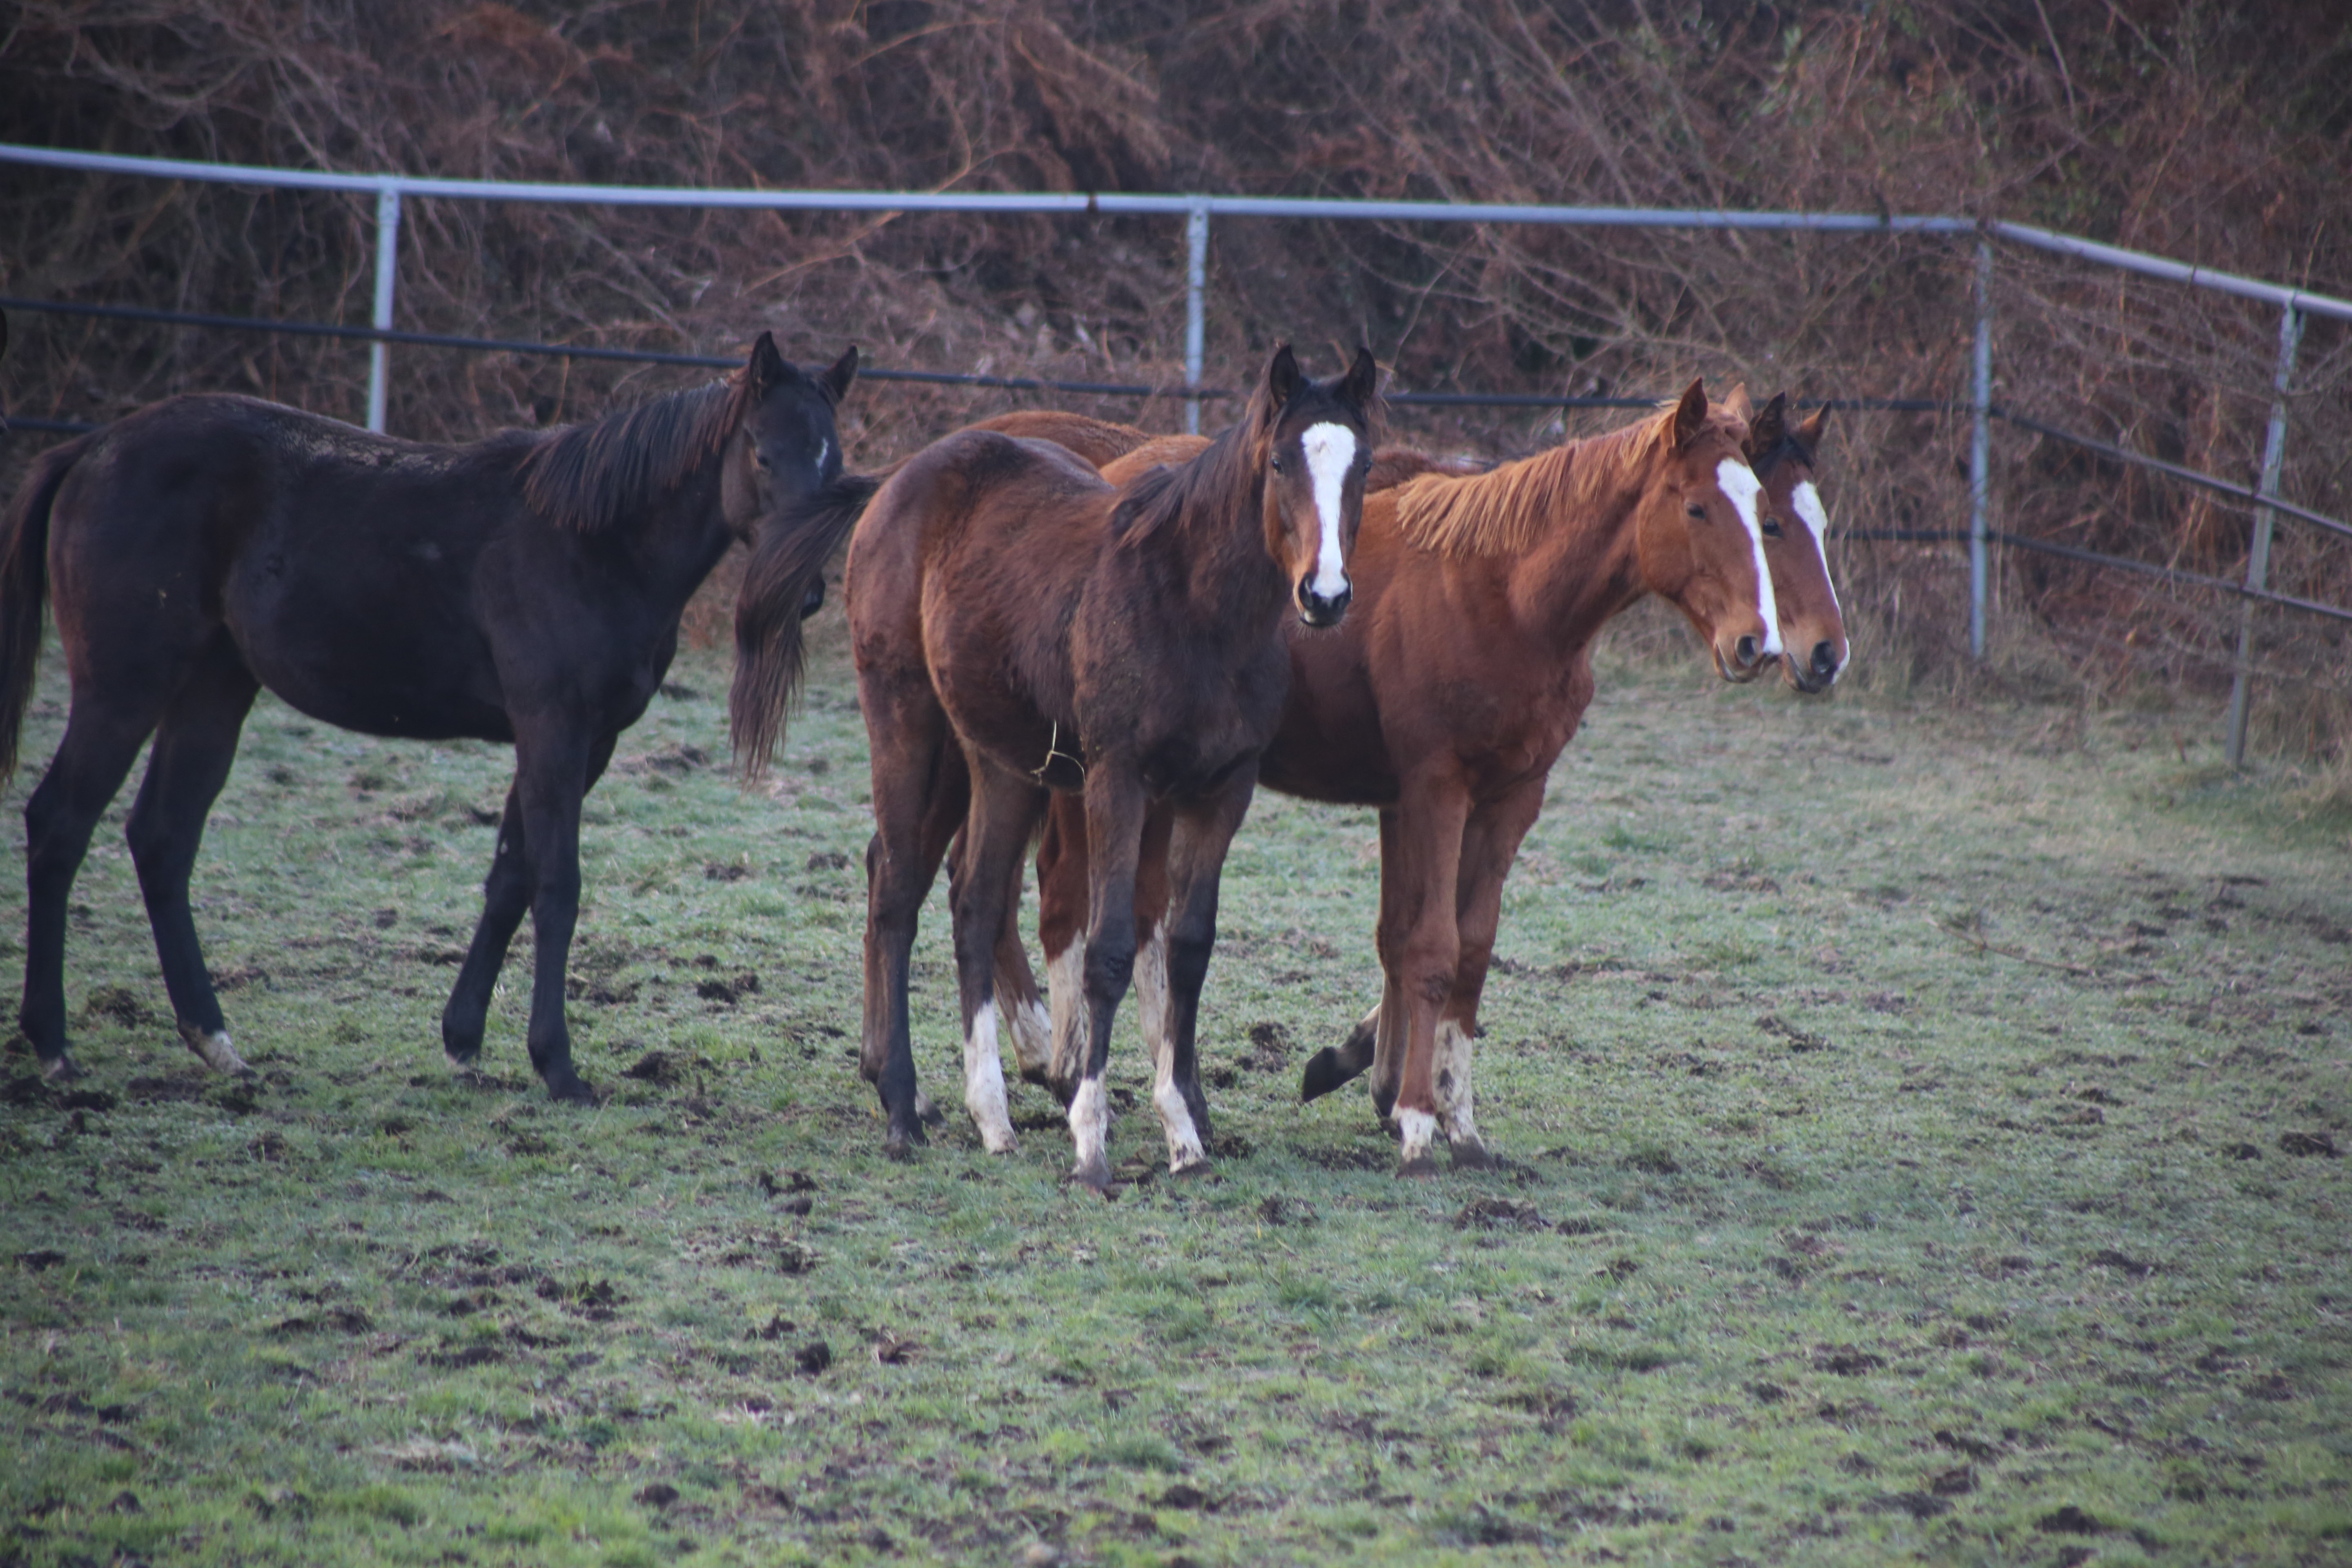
[1969,240,1993,661]
[1183,200,1209,435]
[366,183,402,433]
[2223,303,2305,767]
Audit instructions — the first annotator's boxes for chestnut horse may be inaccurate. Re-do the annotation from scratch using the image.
[0,336,855,1100]
[736,346,1378,1186]
[1001,383,1809,1173]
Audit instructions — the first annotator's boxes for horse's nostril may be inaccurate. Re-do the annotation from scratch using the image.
[1811,641,1840,678]
[1735,635,1760,668]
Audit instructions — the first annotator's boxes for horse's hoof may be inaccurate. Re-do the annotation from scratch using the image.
[39,1053,83,1085]
[1299,1047,1350,1102]
[884,1120,929,1160]
[546,1074,597,1106]
[916,1096,947,1130]
[1069,1154,1113,1195]
[1448,1138,1500,1172]
[1396,1154,1440,1180]
[1018,1063,1054,1089]
[179,1022,252,1076]
[1168,1154,1214,1180]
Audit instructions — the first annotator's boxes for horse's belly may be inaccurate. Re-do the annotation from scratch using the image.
[226,577,508,743]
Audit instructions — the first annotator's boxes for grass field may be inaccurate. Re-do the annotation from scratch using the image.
[3,616,2348,1567]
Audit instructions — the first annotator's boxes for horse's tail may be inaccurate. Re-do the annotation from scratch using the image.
[729,470,885,778]
[0,434,88,784]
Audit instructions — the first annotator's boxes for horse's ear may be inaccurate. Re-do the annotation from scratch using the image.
[820,346,859,405]
[1671,379,1708,450]
[1719,382,1753,424]
[1747,392,1788,460]
[1265,343,1303,410]
[746,331,794,396]
[1795,403,1829,452]
[1339,345,1379,411]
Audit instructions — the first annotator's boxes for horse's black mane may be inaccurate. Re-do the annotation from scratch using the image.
[519,375,748,532]
[1747,428,1817,478]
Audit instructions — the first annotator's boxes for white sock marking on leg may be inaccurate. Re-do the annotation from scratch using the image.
[1007,994,1054,1080]
[1396,1107,1438,1166]
[1435,1020,1481,1149]
[964,1008,1017,1154]
[1046,944,1086,1089]
[1068,1075,1111,1183]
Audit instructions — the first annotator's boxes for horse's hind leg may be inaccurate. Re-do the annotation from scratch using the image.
[123,638,261,1074]
[860,678,965,1156]
[1301,807,1399,1104]
[1432,782,1546,1170]
[19,705,164,1080]
[1032,793,1091,1100]
[947,757,1044,1154]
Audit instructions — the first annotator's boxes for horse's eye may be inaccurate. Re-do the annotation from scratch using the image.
[1762,516,1784,537]
[1270,456,1287,475]
[1684,501,1706,520]
[751,445,771,471]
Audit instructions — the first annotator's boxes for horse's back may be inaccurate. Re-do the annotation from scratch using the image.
[49,393,520,739]
[969,411,1155,469]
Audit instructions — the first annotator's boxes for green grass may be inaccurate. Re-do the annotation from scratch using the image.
[3,627,2348,1566]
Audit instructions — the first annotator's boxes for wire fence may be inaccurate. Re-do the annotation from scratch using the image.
[2,143,2348,744]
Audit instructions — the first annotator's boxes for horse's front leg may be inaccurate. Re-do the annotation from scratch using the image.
[504,723,607,1103]
[443,783,530,1070]
[1149,775,1253,1174]
[1432,780,1549,1169]
[1380,778,1473,1177]
[1069,763,1149,1192]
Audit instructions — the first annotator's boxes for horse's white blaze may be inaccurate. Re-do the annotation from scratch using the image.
[1715,458,1782,657]
[182,1023,249,1075]
[964,1008,1017,1154]
[1434,1020,1481,1149]
[1006,993,1054,1080]
[1045,943,1086,1089]
[814,437,831,483]
[1068,1076,1111,1181]
[1791,482,1847,676]
[1301,422,1357,600]
[1396,1107,1439,1167]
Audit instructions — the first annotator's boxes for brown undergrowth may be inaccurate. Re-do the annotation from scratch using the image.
[1,0,2348,755]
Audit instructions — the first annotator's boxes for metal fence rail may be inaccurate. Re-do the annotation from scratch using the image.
[4,140,2348,755]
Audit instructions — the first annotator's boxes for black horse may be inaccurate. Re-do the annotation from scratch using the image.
[0,334,855,1101]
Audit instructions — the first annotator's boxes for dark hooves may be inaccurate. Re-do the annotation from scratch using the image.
[1018,1064,1055,1089]
[1299,1047,1350,1102]
[1449,1139,1500,1172]
[918,1099,947,1130]
[1068,1156,1114,1196]
[1396,1154,1440,1180]
[1169,1158,1215,1181]
[39,1053,85,1085]
[545,1071,597,1106]
[884,1121,930,1160]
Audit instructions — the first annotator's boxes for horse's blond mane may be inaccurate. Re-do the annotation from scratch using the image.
[1392,403,1742,559]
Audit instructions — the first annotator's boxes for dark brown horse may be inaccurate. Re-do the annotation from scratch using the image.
[1001,384,1806,1172]
[0,335,855,1100]
[736,345,1378,1186]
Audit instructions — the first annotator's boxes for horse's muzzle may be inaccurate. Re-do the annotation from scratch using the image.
[1296,579,1352,628]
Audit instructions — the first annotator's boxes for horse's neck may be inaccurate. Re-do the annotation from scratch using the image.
[618,466,736,607]
[1507,468,1651,654]
[1153,474,1283,630]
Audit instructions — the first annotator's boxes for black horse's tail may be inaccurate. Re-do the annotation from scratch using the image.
[729,470,885,778]
[0,434,89,783]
